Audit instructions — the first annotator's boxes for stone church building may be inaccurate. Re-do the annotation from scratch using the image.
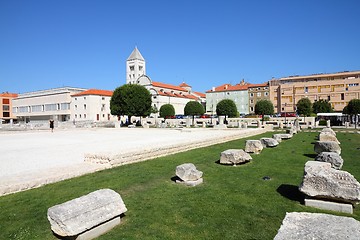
[126,47,205,115]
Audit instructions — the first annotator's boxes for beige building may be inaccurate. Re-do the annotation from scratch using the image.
[12,87,86,123]
[0,92,18,123]
[269,71,360,113]
[71,89,118,122]
[248,83,270,113]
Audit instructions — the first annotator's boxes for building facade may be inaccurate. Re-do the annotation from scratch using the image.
[248,83,270,113]
[12,87,86,122]
[206,80,269,115]
[0,92,18,123]
[269,71,360,113]
[126,47,205,115]
[70,89,118,122]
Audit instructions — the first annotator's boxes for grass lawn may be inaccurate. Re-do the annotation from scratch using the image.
[1,131,360,239]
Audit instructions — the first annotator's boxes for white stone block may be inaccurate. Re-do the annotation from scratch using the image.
[305,198,353,214]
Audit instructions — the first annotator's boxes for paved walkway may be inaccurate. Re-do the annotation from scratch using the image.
[0,127,267,196]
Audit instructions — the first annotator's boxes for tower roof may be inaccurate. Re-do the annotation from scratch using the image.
[127,47,145,61]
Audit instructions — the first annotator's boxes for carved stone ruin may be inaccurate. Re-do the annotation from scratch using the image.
[272,133,292,142]
[274,212,360,240]
[315,152,343,170]
[47,189,127,239]
[319,132,340,144]
[321,127,336,136]
[260,138,279,148]
[220,149,252,165]
[175,163,203,186]
[299,161,360,204]
[314,141,341,154]
[245,140,263,154]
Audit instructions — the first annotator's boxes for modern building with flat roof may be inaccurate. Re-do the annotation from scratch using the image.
[12,87,86,123]
[269,71,360,113]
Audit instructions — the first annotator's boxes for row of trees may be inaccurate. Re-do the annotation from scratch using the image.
[110,84,359,126]
[296,98,360,117]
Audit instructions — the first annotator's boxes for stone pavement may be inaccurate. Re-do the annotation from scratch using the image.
[0,127,267,196]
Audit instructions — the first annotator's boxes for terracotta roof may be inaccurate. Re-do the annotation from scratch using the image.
[157,90,199,100]
[72,89,113,97]
[0,92,18,98]
[152,81,187,92]
[193,91,206,98]
[247,83,269,88]
[206,83,250,93]
[179,82,191,87]
[183,94,199,100]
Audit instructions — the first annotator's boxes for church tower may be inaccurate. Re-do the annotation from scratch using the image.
[126,47,146,84]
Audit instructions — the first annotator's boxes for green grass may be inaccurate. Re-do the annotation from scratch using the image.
[1,132,360,239]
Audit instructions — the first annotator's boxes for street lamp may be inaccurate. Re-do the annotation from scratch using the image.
[284,103,287,125]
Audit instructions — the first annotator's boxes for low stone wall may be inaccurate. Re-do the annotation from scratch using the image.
[84,128,268,167]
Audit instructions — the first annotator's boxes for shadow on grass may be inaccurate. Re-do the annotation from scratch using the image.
[277,184,305,204]
[170,176,181,182]
[303,153,317,158]
[214,159,249,166]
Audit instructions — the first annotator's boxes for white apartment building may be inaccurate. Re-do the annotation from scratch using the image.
[12,87,86,122]
[70,89,118,122]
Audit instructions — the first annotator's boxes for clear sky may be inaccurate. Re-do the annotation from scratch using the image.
[1,0,359,94]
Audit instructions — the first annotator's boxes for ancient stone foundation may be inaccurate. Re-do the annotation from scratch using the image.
[47,189,127,239]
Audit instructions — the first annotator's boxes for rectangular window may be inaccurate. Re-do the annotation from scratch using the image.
[31,105,42,112]
[84,114,86,119]
[2,99,10,104]
[45,104,57,111]
[61,103,70,110]
[3,105,9,111]
[341,93,344,100]
[328,96,331,101]
[3,112,10,117]
[257,92,261,97]
[75,105,77,110]
[75,114,77,118]
[84,104,87,110]
[84,97,86,100]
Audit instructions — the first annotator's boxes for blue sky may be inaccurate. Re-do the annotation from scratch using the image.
[1,0,359,94]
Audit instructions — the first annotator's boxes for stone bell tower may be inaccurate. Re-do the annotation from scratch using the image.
[126,47,146,84]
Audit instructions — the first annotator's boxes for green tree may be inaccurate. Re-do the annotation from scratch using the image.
[110,84,152,125]
[255,99,274,123]
[346,99,360,129]
[312,99,333,114]
[184,101,205,125]
[216,99,237,123]
[296,98,312,121]
[159,104,175,119]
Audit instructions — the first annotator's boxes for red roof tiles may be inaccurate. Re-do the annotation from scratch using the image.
[152,81,187,92]
[72,89,113,97]
[0,92,18,98]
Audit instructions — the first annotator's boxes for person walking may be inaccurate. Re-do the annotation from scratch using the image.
[49,119,54,132]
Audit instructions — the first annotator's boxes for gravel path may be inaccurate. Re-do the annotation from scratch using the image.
[0,127,266,196]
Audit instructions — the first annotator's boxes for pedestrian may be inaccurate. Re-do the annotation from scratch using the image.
[49,119,54,132]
